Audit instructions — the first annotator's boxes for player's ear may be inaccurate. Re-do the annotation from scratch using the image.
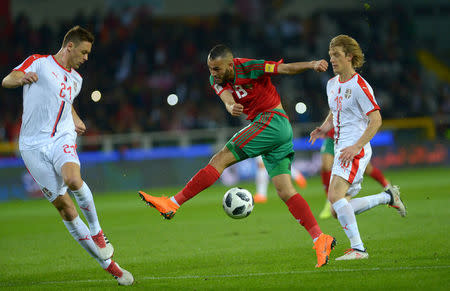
[66,41,74,52]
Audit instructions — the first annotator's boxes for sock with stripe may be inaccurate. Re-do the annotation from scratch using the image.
[349,192,391,215]
[72,182,102,236]
[285,194,322,240]
[63,216,111,269]
[332,198,364,250]
[173,164,221,205]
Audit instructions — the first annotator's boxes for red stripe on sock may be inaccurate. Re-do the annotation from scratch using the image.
[321,170,331,197]
[285,194,322,240]
[174,164,220,205]
[369,166,389,187]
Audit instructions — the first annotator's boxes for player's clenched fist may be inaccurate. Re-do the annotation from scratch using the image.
[21,72,38,85]
[312,60,328,72]
[228,103,244,116]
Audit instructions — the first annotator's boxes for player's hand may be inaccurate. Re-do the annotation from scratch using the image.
[312,60,328,72]
[20,72,38,85]
[75,119,86,135]
[338,144,362,164]
[309,127,326,145]
[228,103,244,116]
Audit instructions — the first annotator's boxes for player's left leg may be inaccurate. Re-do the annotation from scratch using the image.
[329,176,368,260]
[139,145,236,219]
[59,161,113,260]
[53,193,134,285]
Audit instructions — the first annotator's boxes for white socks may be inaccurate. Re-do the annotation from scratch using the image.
[255,166,269,197]
[63,216,111,269]
[350,192,391,215]
[332,198,364,251]
[72,182,101,236]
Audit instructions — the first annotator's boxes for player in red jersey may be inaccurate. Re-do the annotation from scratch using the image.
[318,128,394,219]
[139,44,336,268]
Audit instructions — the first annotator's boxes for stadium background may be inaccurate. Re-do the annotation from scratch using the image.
[0,0,449,199]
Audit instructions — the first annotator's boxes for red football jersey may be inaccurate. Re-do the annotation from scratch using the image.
[210,58,283,120]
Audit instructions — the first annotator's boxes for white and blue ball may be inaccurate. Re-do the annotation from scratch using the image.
[222,187,254,219]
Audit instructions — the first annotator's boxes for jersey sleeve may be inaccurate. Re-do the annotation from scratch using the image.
[209,75,227,95]
[236,58,283,80]
[356,75,380,115]
[13,54,44,73]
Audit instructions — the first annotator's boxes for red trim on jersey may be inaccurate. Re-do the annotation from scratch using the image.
[240,112,274,148]
[336,111,341,145]
[232,114,264,144]
[365,108,379,116]
[348,148,365,183]
[338,73,357,83]
[357,74,380,113]
[13,54,48,72]
[51,101,65,137]
[51,55,71,73]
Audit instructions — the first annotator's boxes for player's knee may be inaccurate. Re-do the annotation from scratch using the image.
[63,176,83,190]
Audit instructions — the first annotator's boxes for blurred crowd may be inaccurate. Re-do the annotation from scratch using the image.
[1,1,449,144]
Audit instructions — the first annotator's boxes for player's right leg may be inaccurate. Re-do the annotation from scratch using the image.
[55,137,113,260]
[139,145,235,219]
[53,194,134,285]
[272,172,336,268]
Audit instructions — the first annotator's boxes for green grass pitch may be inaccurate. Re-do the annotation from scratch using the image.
[0,167,449,290]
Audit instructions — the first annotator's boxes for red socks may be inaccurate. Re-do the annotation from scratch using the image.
[369,166,389,187]
[174,164,220,205]
[321,170,331,197]
[286,194,322,240]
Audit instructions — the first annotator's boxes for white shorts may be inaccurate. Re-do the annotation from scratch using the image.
[20,134,80,202]
[331,143,372,197]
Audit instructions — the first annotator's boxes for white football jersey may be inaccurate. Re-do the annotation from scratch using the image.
[13,54,82,150]
[327,73,380,147]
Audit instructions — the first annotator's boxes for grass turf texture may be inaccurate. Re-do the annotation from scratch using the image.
[0,167,449,290]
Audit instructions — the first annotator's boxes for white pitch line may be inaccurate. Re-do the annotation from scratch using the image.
[2,265,449,287]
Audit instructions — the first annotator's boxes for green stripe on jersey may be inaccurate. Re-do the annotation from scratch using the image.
[236,59,265,80]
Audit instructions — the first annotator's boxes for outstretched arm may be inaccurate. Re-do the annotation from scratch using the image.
[309,111,333,145]
[219,90,244,117]
[277,60,328,75]
[2,70,38,88]
[72,107,86,135]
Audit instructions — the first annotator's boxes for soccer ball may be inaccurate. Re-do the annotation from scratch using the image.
[222,187,254,219]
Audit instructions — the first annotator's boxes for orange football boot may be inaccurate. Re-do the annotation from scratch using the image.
[313,233,336,268]
[138,191,179,219]
[253,193,267,204]
[294,172,307,188]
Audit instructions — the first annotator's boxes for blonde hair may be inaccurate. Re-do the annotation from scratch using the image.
[330,35,365,69]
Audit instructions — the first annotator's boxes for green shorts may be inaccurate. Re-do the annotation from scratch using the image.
[320,137,334,155]
[226,109,294,178]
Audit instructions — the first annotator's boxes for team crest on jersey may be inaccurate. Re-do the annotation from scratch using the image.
[73,82,78,92]
[344,88,352,99]
[264,63,275,73]
[64,75,67,82]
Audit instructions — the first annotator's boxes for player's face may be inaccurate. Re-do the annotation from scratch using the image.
[329,46,352,75]
[207,57,233,84]
[68,41,92,69]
